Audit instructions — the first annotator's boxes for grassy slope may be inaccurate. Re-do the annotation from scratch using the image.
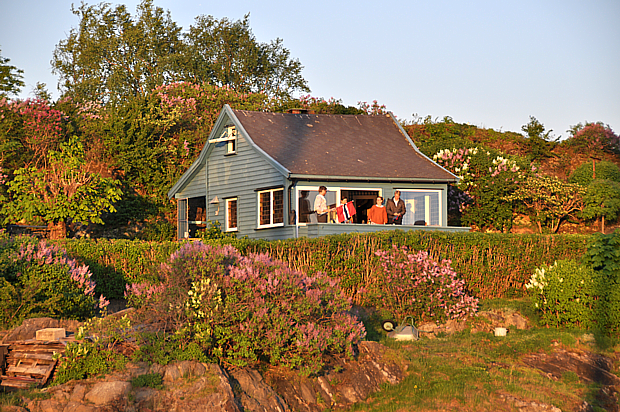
[348,298,619,412]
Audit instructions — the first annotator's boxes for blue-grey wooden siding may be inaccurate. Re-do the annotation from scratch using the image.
[206,127,289,240]
[176,161,206,199]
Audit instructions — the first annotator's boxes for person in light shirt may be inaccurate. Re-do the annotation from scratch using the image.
[367,196,388,224]
[313,186,334,223]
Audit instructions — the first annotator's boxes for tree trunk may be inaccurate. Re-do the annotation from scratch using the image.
[602,215,605,234]
[48,221,67,239]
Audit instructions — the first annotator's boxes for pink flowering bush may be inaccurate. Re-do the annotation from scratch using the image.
[373,245,479,323]
[0,232,108,328]
[126,242,366,375]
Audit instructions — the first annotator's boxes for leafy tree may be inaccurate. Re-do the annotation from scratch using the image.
[52,0,185,104]
[521,116,556,161]
[505,175,586,233]
[183,14,309,100]
[433,147,528,232]
[0,47,25,98]
[52,2,308,104]
[580,179,620,234]
[569,160,620,187]
[565,122,620,154]
[0,98,67,169]
[2,136,122,238]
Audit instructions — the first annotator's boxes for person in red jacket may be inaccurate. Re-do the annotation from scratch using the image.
[368,196,388,224]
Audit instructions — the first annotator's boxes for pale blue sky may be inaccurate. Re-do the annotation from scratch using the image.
[1,0,619,138]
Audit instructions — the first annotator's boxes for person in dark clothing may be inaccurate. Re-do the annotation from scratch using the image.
[386,190,406,225]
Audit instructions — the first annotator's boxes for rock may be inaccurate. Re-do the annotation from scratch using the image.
[2,318,82,343]
[84,381,131,405]
[266,341,405,411]
[477,309,530,332]
[229,368,290,412]
[70,384,87,402]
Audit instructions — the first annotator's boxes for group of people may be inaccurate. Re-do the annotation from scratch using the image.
[367,191,406,225]
[313,186,406,225]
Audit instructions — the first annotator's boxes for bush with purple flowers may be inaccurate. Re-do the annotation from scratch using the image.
[0,231,107,328]
[373,245,479,323]
[126,242,366,375]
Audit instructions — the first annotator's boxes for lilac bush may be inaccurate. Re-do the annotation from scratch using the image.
[126,242,366,375]
[0,232,108,328]
[374,245,479,323]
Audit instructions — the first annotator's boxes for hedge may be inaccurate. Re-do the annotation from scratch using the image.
[57,231,589,300]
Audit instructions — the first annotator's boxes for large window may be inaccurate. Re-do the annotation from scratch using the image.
[258,188,284,228]
[226,198,238,231]
[296,186,381,224]
[398,189,442,226]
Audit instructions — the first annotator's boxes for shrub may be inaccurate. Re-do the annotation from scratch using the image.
[131,373,163,389]
[127,242,366,375]
[53,315,131,385]
[372,245,479,323]
[526,260,598,328]
[569,160,620,187]
[0,231,108,329]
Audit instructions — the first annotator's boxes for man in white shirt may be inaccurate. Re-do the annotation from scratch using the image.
[313,186,331,223]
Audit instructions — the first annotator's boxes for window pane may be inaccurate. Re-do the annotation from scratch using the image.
[400,191,441,226]
[228,199,237,229]
[273,190,284,224]
[298,189,337,223]
[259,192,271,225]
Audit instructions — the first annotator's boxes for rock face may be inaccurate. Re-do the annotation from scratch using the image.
[23,341,405,412]
[1,318,82,343]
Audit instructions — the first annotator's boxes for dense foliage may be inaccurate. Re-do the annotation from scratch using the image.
[0,231,107,329]
[126,242,365,375]
[528,232,620,335]
[57,231,588,301]
[0,47,24,98]
[52,1,308,104]
[372,245,478,323]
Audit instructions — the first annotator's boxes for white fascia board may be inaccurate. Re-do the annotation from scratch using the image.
[388,112,459,181]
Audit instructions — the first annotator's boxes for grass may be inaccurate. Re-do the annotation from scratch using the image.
[346,298,620,412]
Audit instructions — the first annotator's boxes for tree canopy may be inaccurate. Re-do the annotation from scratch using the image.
[52,1,309,104]
[0,47,25,98]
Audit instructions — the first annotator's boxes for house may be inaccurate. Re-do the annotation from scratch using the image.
[168,105,469,240]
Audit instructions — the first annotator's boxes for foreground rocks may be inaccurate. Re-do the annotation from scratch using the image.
[21,341,404,412]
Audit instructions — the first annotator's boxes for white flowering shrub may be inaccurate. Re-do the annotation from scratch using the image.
[527,260,598,328]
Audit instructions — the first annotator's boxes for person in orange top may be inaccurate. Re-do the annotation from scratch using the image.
[368,196,388,224]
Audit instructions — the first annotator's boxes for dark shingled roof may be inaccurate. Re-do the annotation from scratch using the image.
[231,109,456,181]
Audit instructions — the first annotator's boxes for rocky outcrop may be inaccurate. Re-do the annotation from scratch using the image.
[23,341,405,412]
[1,318,82,343]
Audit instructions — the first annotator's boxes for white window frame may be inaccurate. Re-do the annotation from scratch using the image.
[208,125,237,155]
[225,197,238,232]
[257,188,284,229]
[396,188,443,226]
[294,186,382,225]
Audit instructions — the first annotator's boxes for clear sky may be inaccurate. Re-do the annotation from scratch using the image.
[1,0,619,138]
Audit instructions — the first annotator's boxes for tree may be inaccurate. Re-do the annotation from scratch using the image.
[569,160,620,187]
[505,175,586,233]
[184,14,309,100]
[581,179,620,234]
[52,2,309,104]
[565,122,620,154]
[0,47,25,98]
[52,0,185,104]
[521,116,556,161]
[1,137,122,238]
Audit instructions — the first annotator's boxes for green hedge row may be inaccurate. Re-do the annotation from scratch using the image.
[57,231,590,300]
